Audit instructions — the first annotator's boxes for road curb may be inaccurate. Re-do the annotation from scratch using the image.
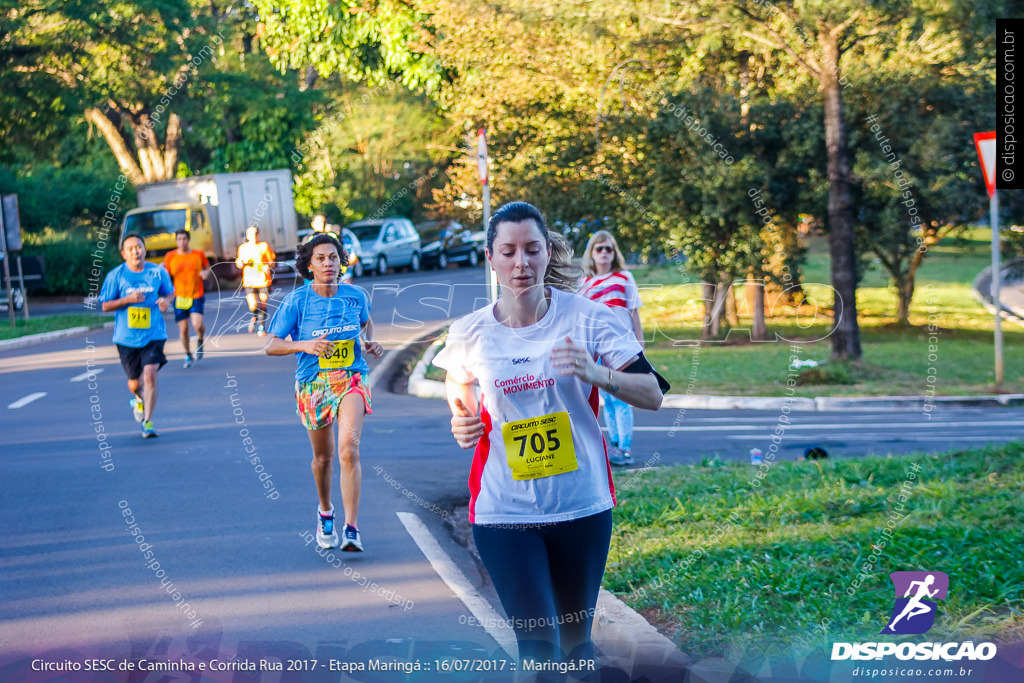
[0,325,99,352]
[407,335,447,399]
[369,319,452,394]
[593,588,691,678]
[972,257,1024,326]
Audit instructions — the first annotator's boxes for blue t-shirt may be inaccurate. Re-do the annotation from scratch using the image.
[268,282,371,382]
[99,263,174,347]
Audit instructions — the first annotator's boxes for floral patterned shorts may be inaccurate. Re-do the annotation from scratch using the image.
[294,369,372,431]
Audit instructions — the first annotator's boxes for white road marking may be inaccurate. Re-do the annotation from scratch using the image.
[70,368,104,382]
[8,392,47,409]
[724,435,1018,442]
[396,511,516,658]
[631,420,1024,432]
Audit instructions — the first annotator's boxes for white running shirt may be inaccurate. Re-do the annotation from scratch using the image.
[433,287,642,525]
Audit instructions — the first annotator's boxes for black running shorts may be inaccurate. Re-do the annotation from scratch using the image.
[116,340,167,380]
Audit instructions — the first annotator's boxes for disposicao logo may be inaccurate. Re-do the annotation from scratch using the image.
[831,571,997,662]
[881,571,948,635]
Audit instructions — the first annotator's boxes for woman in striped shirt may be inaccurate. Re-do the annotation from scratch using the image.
[579,230,644,466]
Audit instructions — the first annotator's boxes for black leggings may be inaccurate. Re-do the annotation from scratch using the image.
[473,509,613,664]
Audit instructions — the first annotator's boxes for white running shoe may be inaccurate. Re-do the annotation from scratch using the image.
[317,510,339,549]
[130,396,144,423]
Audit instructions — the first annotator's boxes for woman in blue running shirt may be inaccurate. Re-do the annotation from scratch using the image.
[265,232,383,552]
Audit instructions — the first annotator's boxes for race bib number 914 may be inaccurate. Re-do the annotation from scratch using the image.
[127,306,151,329]
[501,411,577,481]
[319,339,355,369]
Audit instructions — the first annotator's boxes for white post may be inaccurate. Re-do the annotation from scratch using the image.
[0,199,14,328]
[991,191,1003,387]
[477,128,496,303]
[483,184,495,303]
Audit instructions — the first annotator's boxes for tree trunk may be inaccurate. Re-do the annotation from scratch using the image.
[820,36,861,360]
[85,106,181,185]
[701,278,716,340]
[726,280,739,326]
[84,108,146,186]
[749,274,767,341]
[897,230,942,323]
[895,273,914,324]
[708,277,729,339]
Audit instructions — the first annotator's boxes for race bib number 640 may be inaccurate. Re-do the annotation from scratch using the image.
[319,339,355,369]
[501,411,577,481]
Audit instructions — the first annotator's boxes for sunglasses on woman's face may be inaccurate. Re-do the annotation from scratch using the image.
[593,245,614,254]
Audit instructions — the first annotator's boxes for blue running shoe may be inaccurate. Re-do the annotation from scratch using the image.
[341,524,363,552]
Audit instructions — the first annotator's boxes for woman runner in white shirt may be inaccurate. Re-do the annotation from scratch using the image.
[433,202,668,666]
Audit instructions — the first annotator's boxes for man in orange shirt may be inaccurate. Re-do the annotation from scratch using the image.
[235,226,277,336]
[163,229,210,368]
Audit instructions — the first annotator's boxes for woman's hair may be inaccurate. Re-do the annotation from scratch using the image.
[486,201,549,253]
[545,231,582,293]
[581,229,626,276]
[295,232,348,280]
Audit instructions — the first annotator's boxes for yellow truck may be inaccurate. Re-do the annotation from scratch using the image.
[119,170,299,278]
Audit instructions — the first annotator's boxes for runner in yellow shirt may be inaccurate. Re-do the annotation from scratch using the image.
[235,226,277,336]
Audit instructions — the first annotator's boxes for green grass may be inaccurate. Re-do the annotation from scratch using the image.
[421,231,1023,395]
[607,442,1024,664]
[638,232,1024,395]
[0,313,112,341]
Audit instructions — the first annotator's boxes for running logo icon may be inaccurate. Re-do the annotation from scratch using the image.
[881,571,949,635]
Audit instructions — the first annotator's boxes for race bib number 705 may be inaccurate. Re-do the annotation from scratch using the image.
[501,411,577,481]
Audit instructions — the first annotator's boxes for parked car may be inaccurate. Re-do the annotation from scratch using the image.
[418,220,484,270]
[339,228,364,278]
[344,218,421,275]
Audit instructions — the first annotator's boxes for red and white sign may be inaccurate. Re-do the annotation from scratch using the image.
[974,131,996,198]
[477,128,488,185]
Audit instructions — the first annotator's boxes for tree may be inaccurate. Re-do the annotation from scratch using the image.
[7,1,334,191]
[288,84,450,222]
[850,73,993,323]
[671,0,880,359]
[250,0,441,92]
[6,1,220,184]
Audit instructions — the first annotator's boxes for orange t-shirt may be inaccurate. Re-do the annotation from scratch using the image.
[236,241,276,288]
[163,249,210,299]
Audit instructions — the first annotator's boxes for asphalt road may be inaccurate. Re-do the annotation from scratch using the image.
[2,265,1022,681]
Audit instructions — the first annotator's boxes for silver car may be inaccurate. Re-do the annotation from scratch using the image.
[345,218,422,275]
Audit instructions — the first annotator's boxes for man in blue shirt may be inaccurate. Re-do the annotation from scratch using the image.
[100,233,174,438]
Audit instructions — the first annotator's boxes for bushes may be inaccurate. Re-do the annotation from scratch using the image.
[22,228,121,296]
